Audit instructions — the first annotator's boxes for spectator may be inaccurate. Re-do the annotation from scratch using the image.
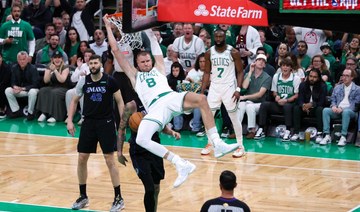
[319,69,360,146]
[36,51,70,122]
[21,0,52,39]
[255,58,301,141]
[239,54,272,139]
[0,4,35,64]
[53,17,67,47]
[61,11,71,31]
[289,54,305,81]
[296,40,311,70]
[340,37,359,65]
[161,22,183,47]
[1,0,24,24]
[284,26,298,56]
[152,28,167,57]
[293,27,332,58]
[63,27,80,65]
[306,55,332,84]
[258,29,274,61]
[35,23,56,54]
[200,170,251,212]
[235,25,262,67]
[244,47,276,78]
[167,62,186,131]
[89,29,108,56]
[271,43,290,70]
[70,0,100,41]
[291,68,327,141]
[172,23,205,73]
[36,34,69,65]
[5,51,39,120]
[320,42,337,76]
[163,44,176,76]
[346,57,360,85]
[0,53,11,118]
[73,40,90,66]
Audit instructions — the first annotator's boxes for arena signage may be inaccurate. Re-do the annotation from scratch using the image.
[158,0,268,26]
[280,0,360,13]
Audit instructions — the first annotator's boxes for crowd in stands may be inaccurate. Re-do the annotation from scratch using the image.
[0,0,359,147]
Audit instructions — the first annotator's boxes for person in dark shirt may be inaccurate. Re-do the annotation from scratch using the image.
[67,55,126,211]
[200,170,251,212]
[126,98,180,212]
[4,51,39,120]
[291,68,327,141]
[0,53,11,118]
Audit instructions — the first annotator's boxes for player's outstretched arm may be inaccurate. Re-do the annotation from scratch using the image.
[144,29,166,75]
[103,14,137,86]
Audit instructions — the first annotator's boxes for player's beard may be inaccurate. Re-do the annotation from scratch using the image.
[90,67,101,75]
[214,40,225,48]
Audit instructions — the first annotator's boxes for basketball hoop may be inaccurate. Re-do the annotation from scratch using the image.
[107,12,143,50]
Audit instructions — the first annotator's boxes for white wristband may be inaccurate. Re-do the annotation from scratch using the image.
[235,87,241,92]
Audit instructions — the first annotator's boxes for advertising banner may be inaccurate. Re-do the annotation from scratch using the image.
[280,0,360,14]
[158,0,268,26]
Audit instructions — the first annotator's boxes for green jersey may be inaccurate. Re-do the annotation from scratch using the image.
[277,73,295,99]
[0,19,35,63]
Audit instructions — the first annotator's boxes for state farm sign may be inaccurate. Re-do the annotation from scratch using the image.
[158,0,268,26]
[194,4,263,19]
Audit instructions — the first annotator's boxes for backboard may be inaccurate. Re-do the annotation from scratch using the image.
[122,0,161,33]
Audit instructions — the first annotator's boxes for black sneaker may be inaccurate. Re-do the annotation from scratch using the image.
[8,110,22,119]
[27,113,35,121]
[110,195,125,211]
[71,195,89,210]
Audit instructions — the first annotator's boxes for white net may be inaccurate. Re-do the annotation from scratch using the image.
[107,14,143,50]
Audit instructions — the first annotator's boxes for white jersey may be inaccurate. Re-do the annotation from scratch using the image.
[113,42,134,72]
[135,68,173,111]
[173,35,205,69]
[210,45,236,85]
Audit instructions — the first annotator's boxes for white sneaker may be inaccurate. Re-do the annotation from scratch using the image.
[173,159,196,188]
[37,113,46,122]
[290,134,299,141]
[213,139,239,158]
[254,128,265,139]
[77,117,84,125]
[337,136,347,146]
[282,130,291,142]
[196,130,206,137]
[232,147,246,158]
[319,134,331,145]
[47,117,56,123]
[315,132,323,143]
[200,143,213,155]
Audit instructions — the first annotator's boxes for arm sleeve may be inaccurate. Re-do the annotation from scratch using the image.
[75,76,85,96]
[28,39,35,57]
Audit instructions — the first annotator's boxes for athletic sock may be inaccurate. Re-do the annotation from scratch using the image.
[79,184,87,198]
[114,185,122,198]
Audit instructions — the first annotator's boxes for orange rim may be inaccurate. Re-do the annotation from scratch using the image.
[107,12,122,18]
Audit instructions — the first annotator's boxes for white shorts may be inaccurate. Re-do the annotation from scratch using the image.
[207,82,237,112]
[143,92,188,130]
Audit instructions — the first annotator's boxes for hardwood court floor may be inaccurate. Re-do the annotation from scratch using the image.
[0,124,360,212]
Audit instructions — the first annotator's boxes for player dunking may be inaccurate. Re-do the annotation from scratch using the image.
[104,15,239,188]
[201,29,246,158]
